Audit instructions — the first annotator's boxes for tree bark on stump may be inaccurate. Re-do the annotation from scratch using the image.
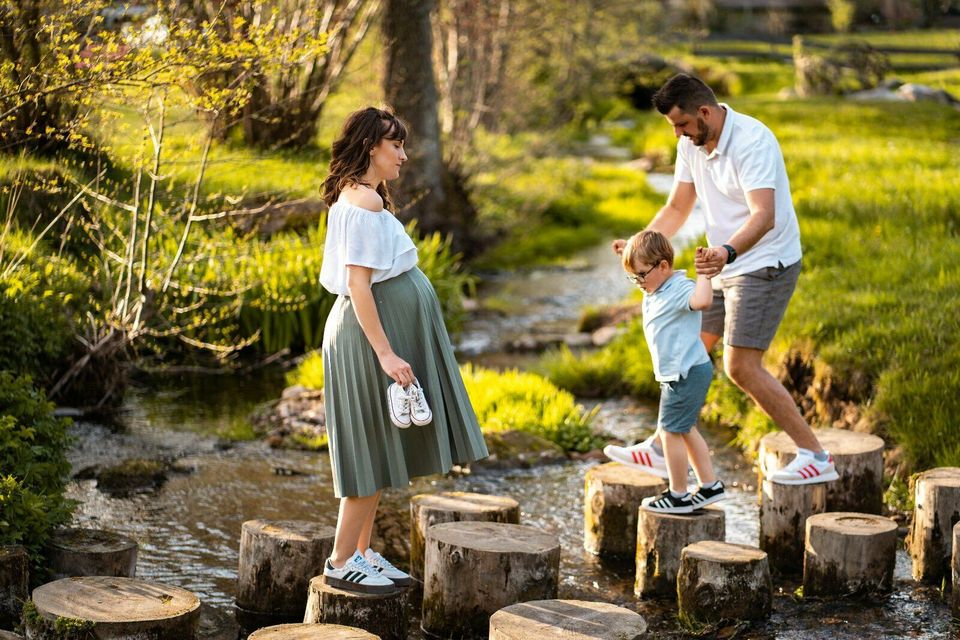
[235,520,335,619]
[0,631,22,640]
[677,541,772,625]
[759,479,826,574]
[303,577,406,640]
[759,428,884,514]
[803,512,897,597]
[952,522,960,617]
[47,528,137,580]
[421,522,560,639]
[410,492,520,582]
[907,467,960,584]
[24,576,200,639]
[0,546,28,631]
[249,622,380,639]
[584,462,666,561]
[488,599,646,639]
[635,507,725,597]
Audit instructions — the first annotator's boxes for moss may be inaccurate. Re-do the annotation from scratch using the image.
[95,459,167,494]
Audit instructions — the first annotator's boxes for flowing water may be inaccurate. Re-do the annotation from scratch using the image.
[65,174,957,638]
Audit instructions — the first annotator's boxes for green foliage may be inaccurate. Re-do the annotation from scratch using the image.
[460,364,602,453]
[0,372,75,579]
[827,0,856,33]
[288,350,324,390]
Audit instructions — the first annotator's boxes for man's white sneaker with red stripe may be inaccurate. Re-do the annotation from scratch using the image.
[603,437,669,479]
[769,449,840,485]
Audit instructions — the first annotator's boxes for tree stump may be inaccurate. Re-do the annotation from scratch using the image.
[303,577,406,640]
[24,576,200,639]
[47,528,138,580]
[236,520,335,621]
[952,522,960,617]
[410,492,520,582]
[421,522,560,639]
[488,599,646,639]
[584,462,666,560]
[196,602,240,640]
[803,512,897,597]
[759,479,826,574]
[677,541,772,625]
[635,507,725,597]
[0,631,22,640]
[907,467,960,584]
[759,429,884,514]
[0,546,28,631]
[249,622,379,639]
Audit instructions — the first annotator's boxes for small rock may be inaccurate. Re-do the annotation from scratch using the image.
[591,326,623,347]
[281,384,308,400]
[472,430,567,472]
[96,459,168,495]
[564,333,595,349]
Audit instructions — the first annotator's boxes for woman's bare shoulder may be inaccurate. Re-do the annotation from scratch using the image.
[339,184,384,213]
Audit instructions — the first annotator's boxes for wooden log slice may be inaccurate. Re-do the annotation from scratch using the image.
[410,492,520,581]
[584,463,666,560]
[759,479,826,574]
[635,507,725,597]
[25,576,200,640]
[0,546,28,631]
[907,467,960,583]
[303,577,406,640]
[803,512,898,597]
[249,622,379,639]
[421,522,560,639]
[47,528,138,580]
[236,520,335,617]
[488,599,646,639]
[677,541,772,625]
[759,429,884,513]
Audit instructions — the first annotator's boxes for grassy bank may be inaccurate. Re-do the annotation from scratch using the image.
[545,96,960,472]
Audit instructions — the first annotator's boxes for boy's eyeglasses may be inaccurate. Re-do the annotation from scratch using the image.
[626,263,658,285]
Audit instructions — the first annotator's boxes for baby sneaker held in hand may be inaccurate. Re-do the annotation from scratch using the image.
[407,380,433,426]
[387,382,412,428]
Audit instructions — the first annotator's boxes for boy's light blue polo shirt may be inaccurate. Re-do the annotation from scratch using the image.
[642,271,711,382]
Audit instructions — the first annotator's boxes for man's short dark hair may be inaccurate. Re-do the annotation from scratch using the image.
[651,74,719,115]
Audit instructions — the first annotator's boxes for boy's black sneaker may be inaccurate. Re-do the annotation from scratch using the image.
[641,489,694,514]
[690,480,726,509]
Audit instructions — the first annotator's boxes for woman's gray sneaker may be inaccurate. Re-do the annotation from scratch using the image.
[323,551,396,594]
[364,548,412,586]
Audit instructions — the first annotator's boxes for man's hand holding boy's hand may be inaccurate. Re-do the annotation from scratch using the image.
[695,245,727,278]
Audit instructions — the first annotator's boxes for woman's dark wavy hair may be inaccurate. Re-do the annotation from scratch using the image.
[322,106,408,211]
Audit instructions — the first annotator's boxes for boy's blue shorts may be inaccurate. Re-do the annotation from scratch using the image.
[657,360,713,434]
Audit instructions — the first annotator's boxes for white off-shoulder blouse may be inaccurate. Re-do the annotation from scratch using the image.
[319,200,418,296]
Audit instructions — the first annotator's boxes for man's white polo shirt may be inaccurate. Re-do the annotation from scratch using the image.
[673,103,802,279]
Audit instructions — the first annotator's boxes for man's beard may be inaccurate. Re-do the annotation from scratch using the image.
[690,117,710,146]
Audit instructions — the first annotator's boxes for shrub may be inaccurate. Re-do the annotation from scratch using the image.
[0,372,75,580]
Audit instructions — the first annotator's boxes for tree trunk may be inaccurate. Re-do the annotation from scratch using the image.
[907,467,960,584]
[250,623,379,639]
[303,577,408,640]
[635,507,725,597]
[47,528,138,580]
[677,541,772,626]
[802,512,897,597]
[0,546,28,631]
[489,600,647,639]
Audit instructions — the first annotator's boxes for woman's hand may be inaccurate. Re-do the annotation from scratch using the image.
[378,351,414,387]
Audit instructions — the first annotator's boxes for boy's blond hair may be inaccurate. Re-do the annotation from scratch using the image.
[622,229,674,273]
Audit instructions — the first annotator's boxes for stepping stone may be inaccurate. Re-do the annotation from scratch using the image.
[489,599,646,639]
[410,491,520,581]
[953,522,960,617]
[196,602,241,640]
[47,528,138,579]
[249,622,380,639]
[0,631,22,640]
[907,467,960,583]
[803,512,897,597]
[236,520,335,624]
[759,428,885,514]
[584,462,666,560]
[24,576,200,639]
[635,507,725,597]
[422,521,560,638]
[759,479,827,574]
[677,541,772,625]
[0,546,28,631]
[303,577,406,640]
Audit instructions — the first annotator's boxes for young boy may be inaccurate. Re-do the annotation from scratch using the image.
[604,230,725,513]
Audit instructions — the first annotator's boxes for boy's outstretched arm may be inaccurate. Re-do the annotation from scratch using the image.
[689,247,714,311]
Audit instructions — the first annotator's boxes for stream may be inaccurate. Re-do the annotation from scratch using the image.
[64,174,956,638]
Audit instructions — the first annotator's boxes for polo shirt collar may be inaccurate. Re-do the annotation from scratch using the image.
[701,103,735,160]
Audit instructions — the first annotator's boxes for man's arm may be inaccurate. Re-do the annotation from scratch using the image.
[694,187,775,277]
[612,181,697,255]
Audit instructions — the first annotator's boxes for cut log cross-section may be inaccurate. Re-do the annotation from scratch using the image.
[421,521,560,639]
[759,479,826,574]
[409,492,520,582]
[303,577,407,640]
[0,546,28,631]
[677,541,772,626]
[248,622,380,639]
[907,467,960,584]
[584,462,666,560]
[24,576,200,639]
[803,512,898,597]
[635,507,725,597]
[488,599,647,639]
[759,429,885,514]
[47,528,138,580]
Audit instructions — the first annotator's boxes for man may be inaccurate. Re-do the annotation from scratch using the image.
[606,74,837,485]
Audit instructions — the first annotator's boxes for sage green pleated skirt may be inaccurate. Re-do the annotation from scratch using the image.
[322,267,488,497]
